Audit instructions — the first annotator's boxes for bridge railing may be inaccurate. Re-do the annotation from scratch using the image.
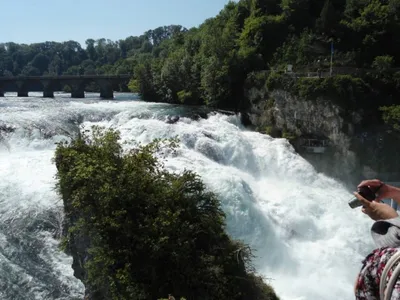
[276,66,400,78]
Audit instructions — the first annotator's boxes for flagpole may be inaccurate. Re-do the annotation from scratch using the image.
[330,41,333,77]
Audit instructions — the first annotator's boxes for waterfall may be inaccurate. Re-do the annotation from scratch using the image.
[0,93,374,300]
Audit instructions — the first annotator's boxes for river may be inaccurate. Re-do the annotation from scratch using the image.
[0,92,375,300]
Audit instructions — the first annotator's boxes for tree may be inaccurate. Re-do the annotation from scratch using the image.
[31,53,50,73]
[21,64,40,76]
[85,39,97,61]
[1,0,400,109]
[55,127,279,300]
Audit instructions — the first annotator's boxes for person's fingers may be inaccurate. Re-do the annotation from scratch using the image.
[361,206,374,219]
[369,201,383,212]
[357,180,368,188]
[357,179,381,188]
[354,192,371,208]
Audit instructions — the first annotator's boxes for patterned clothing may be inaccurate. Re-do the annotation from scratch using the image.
[355,247,400,299]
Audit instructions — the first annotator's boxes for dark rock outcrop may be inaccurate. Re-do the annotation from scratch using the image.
[166,115,180,124]
[245,88,400,186]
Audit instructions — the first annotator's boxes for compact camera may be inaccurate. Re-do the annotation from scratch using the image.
[348,185,377,209]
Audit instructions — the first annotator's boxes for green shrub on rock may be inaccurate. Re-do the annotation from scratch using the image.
[265,72,371,110]
[372,56,394,73]
[380,105,400,132]
[55,126,279,300]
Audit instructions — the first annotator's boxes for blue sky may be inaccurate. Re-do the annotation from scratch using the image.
[0,0,233,47]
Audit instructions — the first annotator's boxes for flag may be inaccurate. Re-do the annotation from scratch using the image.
[331,41,334,55]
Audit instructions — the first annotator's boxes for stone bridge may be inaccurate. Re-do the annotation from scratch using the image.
[0,74,131,99]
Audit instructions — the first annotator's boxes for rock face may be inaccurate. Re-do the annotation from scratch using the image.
[63,217,109,300]
[249,89,350,140]
[245,87,400,186]
[62,216,90,299]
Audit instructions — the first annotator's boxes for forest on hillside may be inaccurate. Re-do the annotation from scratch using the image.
[1,0,400,113]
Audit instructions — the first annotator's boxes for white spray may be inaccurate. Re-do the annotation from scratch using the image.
[0,94,375,300]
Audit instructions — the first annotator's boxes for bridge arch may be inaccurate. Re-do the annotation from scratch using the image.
[0,75,131,99]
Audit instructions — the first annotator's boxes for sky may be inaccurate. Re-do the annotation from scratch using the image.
[0,0,233,47]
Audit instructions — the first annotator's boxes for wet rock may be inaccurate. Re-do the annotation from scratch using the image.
[0,124,15,133]
[166,115,180,124]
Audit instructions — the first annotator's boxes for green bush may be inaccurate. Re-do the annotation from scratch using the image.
[265,72,291,91]
[55,126,279,300]
[380,105,400,131]
[264,126,274,135]
[246,71,271,90]
[265,72,371,110]
[127,79,140,93]
[293,75,369,105]
[372,55,394,73]
[282,129,297,141]
[176,90,193,103]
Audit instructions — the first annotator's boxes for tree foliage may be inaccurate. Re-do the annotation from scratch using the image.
[55,127,279,300]
[121,0,400,111]
[380,105,400,131]
[2,0,400,113]
[0,25,185,79]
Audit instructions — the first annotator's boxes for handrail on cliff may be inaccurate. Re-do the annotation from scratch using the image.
[301,139,329,147]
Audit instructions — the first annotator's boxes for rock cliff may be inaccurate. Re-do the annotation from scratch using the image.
[245,87,400,186]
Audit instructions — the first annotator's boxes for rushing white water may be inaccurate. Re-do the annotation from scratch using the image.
[0,92,375,300]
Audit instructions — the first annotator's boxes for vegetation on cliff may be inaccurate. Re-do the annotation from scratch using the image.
[2,0,400,116]
[123,0,400,114]
[54,127,278,300]
[2,0,400,140]
[380,105,400,131]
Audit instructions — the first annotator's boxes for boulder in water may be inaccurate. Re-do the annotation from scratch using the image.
[166,115,180,124]
[191,114,201,121]
[0,124,15,133]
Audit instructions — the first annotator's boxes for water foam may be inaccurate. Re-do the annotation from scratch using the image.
[0,93,375,299]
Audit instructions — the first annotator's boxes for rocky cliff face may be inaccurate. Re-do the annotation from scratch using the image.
[245,87,400,187]
[62,216,108,300]
[62,217,91,299]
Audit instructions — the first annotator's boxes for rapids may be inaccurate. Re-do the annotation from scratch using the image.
[0,92,375,300]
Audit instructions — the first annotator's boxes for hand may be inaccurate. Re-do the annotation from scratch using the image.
[357,179,393,201]
[354,192,398,221]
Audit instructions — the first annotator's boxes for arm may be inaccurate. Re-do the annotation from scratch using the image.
[353,192,400,247]
[384,184,400,204]
[358,179,400,204]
